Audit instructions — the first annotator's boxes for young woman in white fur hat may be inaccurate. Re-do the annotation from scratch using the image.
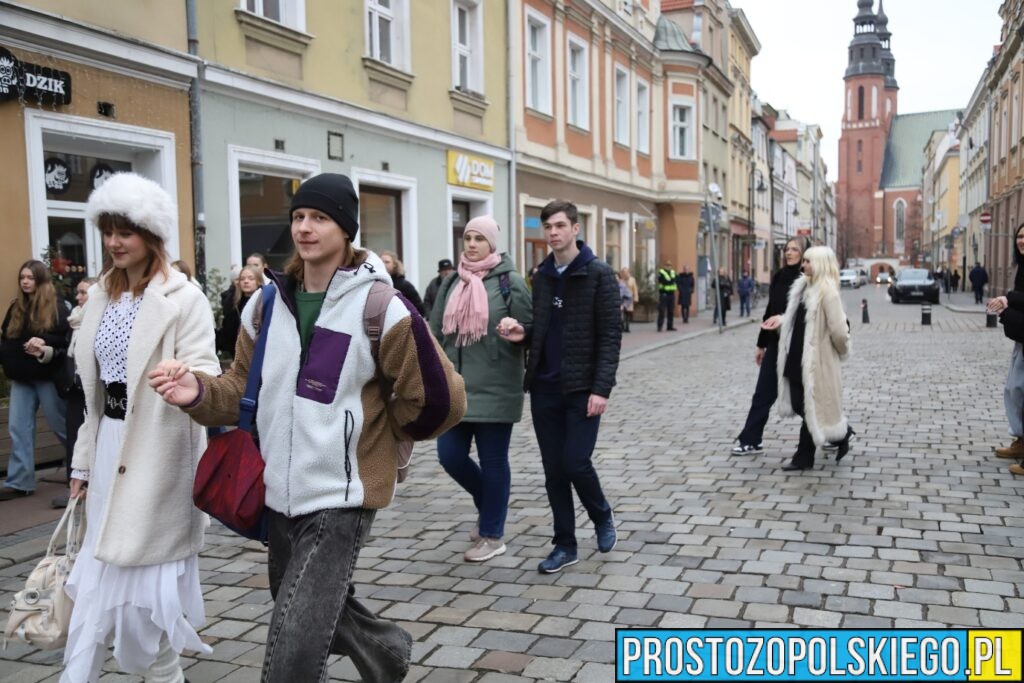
[777,245,855,472]
[62,173,220,683]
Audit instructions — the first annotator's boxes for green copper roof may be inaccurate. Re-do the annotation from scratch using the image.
[655,15,694,52]
[879,110,960,189]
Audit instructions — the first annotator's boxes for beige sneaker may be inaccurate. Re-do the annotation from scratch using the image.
[1010,463,1024,475]
[464,538,506,562]
[996,438,1024,458]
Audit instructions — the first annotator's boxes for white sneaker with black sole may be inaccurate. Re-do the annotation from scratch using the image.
[730,443,763,455]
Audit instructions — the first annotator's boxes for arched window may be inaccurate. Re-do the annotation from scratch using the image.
[857,86,865,120]
[894,199,906,244]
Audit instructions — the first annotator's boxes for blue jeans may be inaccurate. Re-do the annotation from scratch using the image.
[740,293,751,317]
[7,380,66,492]
[437,421,513,539]
[530,391,611,549]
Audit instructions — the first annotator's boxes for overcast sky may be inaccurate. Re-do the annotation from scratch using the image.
[738,0,1003,182]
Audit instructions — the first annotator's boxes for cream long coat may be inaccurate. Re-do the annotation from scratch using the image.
[777,276,850,446]
[72,268,220,567]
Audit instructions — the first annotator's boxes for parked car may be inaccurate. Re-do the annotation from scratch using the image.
[857,269,869,286]
[876,271,892,285]
[840,269,861,288]
[889,268,940,304]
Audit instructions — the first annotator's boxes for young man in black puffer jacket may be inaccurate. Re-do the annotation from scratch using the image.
[498,199,622,574]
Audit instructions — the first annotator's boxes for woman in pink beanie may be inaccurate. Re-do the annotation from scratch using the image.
[429,216,533,562]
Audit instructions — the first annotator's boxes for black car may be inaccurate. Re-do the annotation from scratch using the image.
[889,268,940,304]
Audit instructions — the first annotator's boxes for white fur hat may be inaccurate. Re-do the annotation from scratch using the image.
[85,172,177,243]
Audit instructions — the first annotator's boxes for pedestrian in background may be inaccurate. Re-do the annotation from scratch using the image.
[738,270,756,318]
[970,262,989,304]
[381,249,426,315]
[0,259,69,500]
[63,173,220,682]
[170,259,202,289]
[656,259,678,332]
[985,222,1024,471]
[777,246,854,472]
[216,264,264,356]
[497,199,621,574]
[712,267,733,325]
[677,265,695,323]
[53,276,97,509]
[430,216,532,562]
[618,267,638,333]
[732,238,806,456]
[151,172,465,682]
[423,257,455,319]
[952,269,961,292]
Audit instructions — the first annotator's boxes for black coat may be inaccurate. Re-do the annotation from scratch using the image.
[676,272,695,301]
[757,263,802,349]
[1,299,70,382]
[970,266,989,289]
[524,244,621,397]
[216,293,251,356]
[392,275,425,316]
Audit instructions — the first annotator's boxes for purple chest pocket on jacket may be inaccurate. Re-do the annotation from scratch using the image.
[296,326,351,404]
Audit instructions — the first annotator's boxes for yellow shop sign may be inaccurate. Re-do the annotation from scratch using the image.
[447,150,494,191]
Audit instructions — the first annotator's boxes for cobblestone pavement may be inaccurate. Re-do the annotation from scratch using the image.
[2,285,1022,682]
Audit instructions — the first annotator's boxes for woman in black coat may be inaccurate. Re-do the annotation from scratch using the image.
[216,265,264,356]
[380,250,426,315]
[731,238,808,455]
[987,222,1024,472]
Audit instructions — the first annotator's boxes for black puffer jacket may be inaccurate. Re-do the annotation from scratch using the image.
[1,299,70,382]
[524,242,621,397]
[756,263,802,349]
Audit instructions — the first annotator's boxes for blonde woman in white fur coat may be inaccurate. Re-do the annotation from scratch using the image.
[776,246,854,472]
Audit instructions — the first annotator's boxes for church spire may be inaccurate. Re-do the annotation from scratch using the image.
[845,0,885,79]
[875,0,898,88]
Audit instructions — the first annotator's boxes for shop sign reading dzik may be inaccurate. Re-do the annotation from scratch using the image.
[0,46,72,106]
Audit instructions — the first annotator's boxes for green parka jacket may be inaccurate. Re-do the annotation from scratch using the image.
[429,254,533,423]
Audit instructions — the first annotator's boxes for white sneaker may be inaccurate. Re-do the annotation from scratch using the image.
[464,538,506,562]
[730,443,763,455]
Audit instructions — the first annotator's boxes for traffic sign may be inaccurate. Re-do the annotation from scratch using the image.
[980,211,992,224]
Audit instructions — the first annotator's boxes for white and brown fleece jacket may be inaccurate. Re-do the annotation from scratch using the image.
[186,251,466,517]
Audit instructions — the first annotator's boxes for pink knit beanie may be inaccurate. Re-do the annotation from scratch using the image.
[465,215,500,253]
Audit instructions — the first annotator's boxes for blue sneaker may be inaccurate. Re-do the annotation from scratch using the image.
[596,515,617,553]
[538,547,578,574]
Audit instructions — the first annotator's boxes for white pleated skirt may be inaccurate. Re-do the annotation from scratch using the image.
[61,416,211,683]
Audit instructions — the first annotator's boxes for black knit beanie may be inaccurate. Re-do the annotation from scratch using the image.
[290,173,359,240]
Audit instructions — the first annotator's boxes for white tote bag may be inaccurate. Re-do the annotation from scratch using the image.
[4,495,85,650]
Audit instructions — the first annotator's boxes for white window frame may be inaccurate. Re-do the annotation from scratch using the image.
[445,185,494,262]
[636,78,650,155]
[525,7,552,115]
[350,167,420,286]
[452,0,483,93]
[241,0,306,31]
[669,97,695,160]
[566,33,589,130]
[603,209,630,271]
[25,110,181,272]
[227,145,320,269]
[614,66,630,146]
[366,0,410,71]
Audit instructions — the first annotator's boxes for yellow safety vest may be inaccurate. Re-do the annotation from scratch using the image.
[658,269,678,293]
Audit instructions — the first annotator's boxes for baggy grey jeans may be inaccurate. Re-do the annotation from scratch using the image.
[262,508,412,683]
[1006,343,1024,438]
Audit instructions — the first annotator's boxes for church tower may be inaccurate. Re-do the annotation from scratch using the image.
[837,0,898,262]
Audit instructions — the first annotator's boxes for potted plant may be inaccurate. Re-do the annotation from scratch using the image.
[631,261,659,323]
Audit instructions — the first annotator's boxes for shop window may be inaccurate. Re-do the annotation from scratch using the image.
[524,206,546,274]
[48,217,87,291]
[451,200,471,258]
[360,186,403,257]
[239,171,300,270]
[605,219,622,271]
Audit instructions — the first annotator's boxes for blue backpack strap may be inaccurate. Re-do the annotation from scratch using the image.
[237,284,276,432]
[498,272,512,314]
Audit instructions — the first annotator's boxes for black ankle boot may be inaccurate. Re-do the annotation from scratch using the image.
[836,427,856,462]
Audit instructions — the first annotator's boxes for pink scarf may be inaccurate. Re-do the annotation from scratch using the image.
[442,251,502,347]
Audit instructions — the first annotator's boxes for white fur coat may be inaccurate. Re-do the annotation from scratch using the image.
[777,276,850,446]
[71,269,220,567]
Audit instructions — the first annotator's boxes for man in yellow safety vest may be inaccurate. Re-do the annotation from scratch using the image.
[657,260,678,331]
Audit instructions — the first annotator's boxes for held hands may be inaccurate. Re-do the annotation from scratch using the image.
[496,317,525,343]
[988,296,1009,314]
[22,337,45,358]
[760,315,783,331]
[147,359,200,407]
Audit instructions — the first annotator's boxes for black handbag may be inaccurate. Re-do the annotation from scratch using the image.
[52,349,79,400]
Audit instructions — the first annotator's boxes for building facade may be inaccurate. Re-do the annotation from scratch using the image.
[958,70,990,282]
[725,5,760,281]
[195,0,512,292]
[0,0,197,306]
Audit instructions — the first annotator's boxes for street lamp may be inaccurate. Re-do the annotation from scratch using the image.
[706,182,725,334]
[747,167,767,278]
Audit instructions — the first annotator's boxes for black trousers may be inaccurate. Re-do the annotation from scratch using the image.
[64,389,86,481]
[737,345,778,447]
[788,378,817,467]
[679,294,691,323]
[657,292,676,330]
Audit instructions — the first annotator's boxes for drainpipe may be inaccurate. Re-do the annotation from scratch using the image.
[506,0,518,269]
[186,0,206,284]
